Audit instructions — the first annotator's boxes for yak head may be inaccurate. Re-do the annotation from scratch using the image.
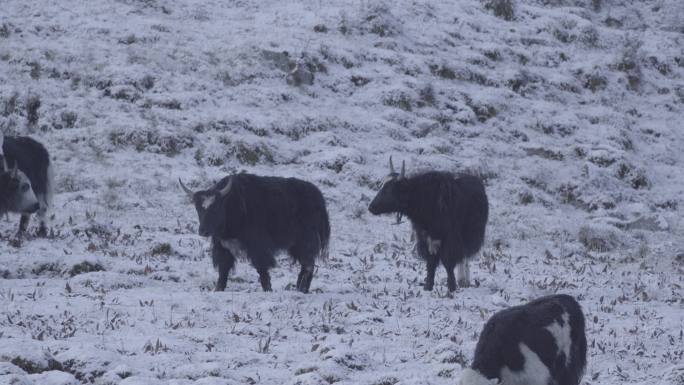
[0,164,40,214]
[179,177,233,237]
[368,157,407,221]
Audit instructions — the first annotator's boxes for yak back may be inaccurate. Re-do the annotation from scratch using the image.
[217,173,329,255]
[403,172,488,257]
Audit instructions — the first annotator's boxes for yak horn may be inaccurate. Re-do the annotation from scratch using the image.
[218,177,233,196]
[10,163,18,178]
[178,178,194,199]
[400,160,405,179]
[389,156,395,174]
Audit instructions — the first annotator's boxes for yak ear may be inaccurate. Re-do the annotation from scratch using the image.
[219,177,233,196]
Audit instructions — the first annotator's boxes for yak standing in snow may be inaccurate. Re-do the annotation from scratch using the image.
[368,158,488,291]
[0,134,53,237]
[179,173,330,293]
[459,294,587,385]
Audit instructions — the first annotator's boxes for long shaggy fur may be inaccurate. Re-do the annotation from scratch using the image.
[403,172,488,262]
[189,173,330,292]
[369,169,488,291]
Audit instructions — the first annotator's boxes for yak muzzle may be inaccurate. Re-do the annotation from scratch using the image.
[25,202,40,214]
[368,201,380,215]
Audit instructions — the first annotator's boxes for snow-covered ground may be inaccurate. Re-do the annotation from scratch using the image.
[1,0,683,384]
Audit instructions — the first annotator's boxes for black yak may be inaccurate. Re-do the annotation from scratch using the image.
[368,157,488,291]
[179,173,330,293]
[460,294,587,385]
[0,134,53,236]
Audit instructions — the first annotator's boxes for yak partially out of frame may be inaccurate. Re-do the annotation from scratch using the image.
[368,157,488,291]
[0,134,53,237]
[0,164,41,222]
[180,173,330,293]
[460,294,587,385]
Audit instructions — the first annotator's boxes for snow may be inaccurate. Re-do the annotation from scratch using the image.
[1,0,683,384]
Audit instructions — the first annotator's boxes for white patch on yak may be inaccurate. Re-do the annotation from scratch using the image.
[16,170,39,212]
[459,368,500,385]
[426,236,441,255]
[500,343,551,385]
[202,195,216,209]
[220,238,245,258]
[545,312,572,366]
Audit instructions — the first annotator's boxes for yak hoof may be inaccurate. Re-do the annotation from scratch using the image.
[296,268,314,293]
[37,226,48,238]
[214,286,226,292]
[458,279,470,288]
[296,279,310,293]
[260,277,272,291]
[8,236,22,248]
[423,283,434,291]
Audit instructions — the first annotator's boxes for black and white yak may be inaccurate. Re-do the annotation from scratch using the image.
[0,164,41,222]
[460,294,587,385]
[0,133,53,236]
[179,173,330,293]
[368,158,488,291]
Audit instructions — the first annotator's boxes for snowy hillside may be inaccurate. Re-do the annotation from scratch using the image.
[1,0,683,384]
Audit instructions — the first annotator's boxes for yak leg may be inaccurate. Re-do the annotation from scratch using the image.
[257,269,272,292]
[442,257,457,292]
[290,239,318,294]
[215,261,230,292]
[296,265,314,294]
[36,205,48,237]
[213,239,235,292]
[424,254,439,291]
[249,249,275,292]
[457,260,470,287]
[18,214,30,236]
[438,241,458,292]
[415,233,438,291]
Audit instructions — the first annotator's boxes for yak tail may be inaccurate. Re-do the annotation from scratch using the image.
[43,161,55,209]
[317,209,331,261]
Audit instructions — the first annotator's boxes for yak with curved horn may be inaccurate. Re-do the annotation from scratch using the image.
[179,174,330,293]
[368,157,489,291]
